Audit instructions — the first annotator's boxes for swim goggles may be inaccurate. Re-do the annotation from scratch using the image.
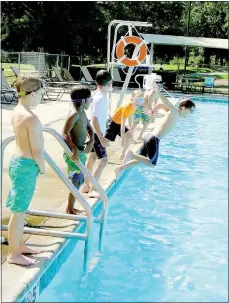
[18,80,44,97]
[72,97,93,105]
[101,79,112,86]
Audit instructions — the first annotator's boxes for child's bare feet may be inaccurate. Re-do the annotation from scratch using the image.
[19,244,41,255]
[123,150,133,164]
[136,137,144,143]
[7,253,38,266]
[119,153,125,161]
[80,184,90,194]
[66,208,86,215]
[88,191,100,198]
[131,139,139,144]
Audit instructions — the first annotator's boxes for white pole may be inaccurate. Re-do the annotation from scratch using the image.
[18,53,21,72]
[111,23,122,78]
[38,52,41,77]
[116,46,140,108]
[68,56,71,71]
[148,43,154,75]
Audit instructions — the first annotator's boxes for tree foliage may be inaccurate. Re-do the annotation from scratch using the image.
[1,1,228,62]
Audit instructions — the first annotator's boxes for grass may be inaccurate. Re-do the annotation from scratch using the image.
[2,63,36,85]
[2,63,36,70]
[1,215,47,264]
[2,62,228,87]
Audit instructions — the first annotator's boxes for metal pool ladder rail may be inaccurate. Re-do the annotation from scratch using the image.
[1,127,109,272]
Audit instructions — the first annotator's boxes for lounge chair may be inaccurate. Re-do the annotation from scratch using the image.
[52,66,97,91]
[10,66,65,101]
[204,77,214,88]
[60,67,95,90]
[79,66,97,89]
[1,70,18,104]
[61,67,76,81]
[112,66,136,88]
[113,67,123,84]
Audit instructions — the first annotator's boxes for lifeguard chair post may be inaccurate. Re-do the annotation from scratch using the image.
[107,20,153,108]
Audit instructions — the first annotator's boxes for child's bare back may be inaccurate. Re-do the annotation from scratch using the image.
[12,105,44,160]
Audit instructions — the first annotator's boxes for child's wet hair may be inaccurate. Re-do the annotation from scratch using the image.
[95,70,112,86]
[15,74,41,95]
[70,85,91,102]
[178,99,196,111]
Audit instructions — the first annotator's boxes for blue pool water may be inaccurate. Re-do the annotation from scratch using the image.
[39,100,228,302]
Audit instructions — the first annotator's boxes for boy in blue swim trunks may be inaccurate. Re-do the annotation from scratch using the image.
[62,85,94,214]
[115,83,196,178]
[5,74,45,266]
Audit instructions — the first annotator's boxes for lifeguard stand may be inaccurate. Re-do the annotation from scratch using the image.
[107,20,156,108]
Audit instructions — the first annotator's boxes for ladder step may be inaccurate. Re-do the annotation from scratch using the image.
[26,209,103,223]
[1,225,87,240]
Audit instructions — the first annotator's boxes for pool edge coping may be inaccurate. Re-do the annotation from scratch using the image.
[2,161,132,303]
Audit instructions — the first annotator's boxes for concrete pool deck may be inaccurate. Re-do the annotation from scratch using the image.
[1,90,145,302]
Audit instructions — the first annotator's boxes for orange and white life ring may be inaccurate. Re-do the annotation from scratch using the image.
[116,36,147,67]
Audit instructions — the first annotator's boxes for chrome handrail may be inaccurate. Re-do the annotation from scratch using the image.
[42,127,109,252]
[1,126,109,270]
[1,134,93,271]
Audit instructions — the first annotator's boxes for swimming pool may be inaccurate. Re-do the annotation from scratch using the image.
[38,99,228,302]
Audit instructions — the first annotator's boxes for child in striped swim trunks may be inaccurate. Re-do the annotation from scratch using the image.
[62,85,94,215]
[5,74,45,266]
[131,88,160,143]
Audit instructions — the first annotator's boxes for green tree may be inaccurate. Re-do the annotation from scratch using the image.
[1,1,106,56]
[182,1,228,66]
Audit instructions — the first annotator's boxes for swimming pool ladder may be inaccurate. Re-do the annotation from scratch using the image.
[1,127,109,272]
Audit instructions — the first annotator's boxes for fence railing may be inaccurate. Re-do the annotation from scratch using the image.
[2,51,227,87]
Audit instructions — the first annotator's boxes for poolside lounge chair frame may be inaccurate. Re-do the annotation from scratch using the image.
[10,66,66,101]
[61,67,96,90]
[1,70,18,104]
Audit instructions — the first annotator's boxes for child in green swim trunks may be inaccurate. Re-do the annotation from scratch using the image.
[5,74,45,266]
[62,85,94,215]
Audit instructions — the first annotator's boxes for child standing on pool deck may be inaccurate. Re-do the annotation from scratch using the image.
[114,83,196,179]
[81,70,112,197]
[5,74,45,266]
[62,85,94,215]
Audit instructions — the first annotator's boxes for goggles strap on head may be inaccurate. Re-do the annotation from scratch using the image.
[72,98,86,105]
[18,80,44,96]
[101,79,112,86]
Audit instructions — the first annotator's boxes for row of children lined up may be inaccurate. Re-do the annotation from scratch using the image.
[5,71,195,265]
